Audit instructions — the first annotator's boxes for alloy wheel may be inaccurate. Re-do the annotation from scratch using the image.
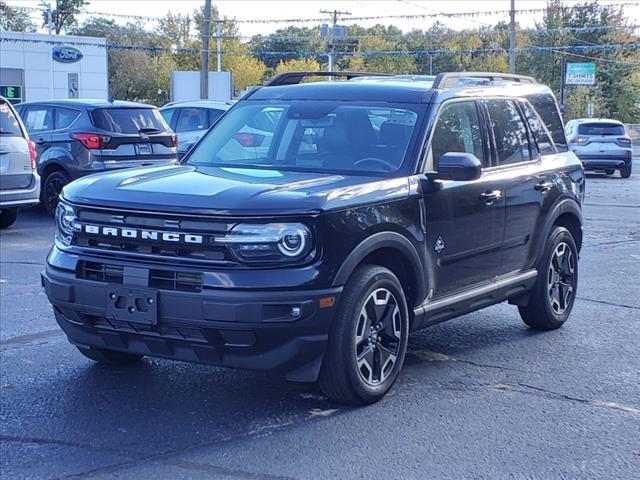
[547,242,576,315]
[354,288,402,386]
[45,175,64,213]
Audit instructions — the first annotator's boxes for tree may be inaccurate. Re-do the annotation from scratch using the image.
[274,57,321,74]
[1,1,36,32]
[223,55,268,93]
[348,37,416,74]
[42,0,88,34]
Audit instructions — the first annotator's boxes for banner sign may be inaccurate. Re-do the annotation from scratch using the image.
[566,63,596,85]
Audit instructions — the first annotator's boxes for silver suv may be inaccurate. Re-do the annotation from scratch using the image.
[0,97,40,228]
[565,118,633,178]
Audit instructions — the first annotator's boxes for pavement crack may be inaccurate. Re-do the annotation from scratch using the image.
[0,434,131,457]
[408,349,529,373]
[161,459,297,480]
[577,297,640,310]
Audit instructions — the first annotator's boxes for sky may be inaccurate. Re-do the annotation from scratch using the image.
[6,0,640,37]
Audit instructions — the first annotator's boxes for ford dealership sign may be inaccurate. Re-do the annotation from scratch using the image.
[52,45,84,63]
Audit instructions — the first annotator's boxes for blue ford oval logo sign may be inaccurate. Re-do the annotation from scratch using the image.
[52,45,84,63]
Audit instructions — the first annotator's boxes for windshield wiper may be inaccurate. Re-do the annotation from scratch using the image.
[139,127,162,134]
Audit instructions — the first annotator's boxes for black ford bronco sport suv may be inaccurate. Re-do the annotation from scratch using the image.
[42,72,585,405]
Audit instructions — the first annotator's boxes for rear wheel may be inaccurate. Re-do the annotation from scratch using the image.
[519,226,578,330]
[42,170,69,216]
[0,208,18,228]
[77,346,143,365]
[620,165,632,179]
[319,265,409,405]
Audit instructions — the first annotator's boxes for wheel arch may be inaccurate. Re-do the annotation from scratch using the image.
[332,231,426,310]
[540,198,583,258]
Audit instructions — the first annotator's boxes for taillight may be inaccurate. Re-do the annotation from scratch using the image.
[233,132,265,148]
[28,140,37,170]
[171,132,178,148]
[616,137,631,147]
[72,132,111,149]
[570,136,589,144]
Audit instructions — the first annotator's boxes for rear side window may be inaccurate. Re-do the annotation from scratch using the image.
[0,102,22,136]
[91,108,168,134]
[526,93,567,152]
[208,109,225,126]
[486,100,532,166]
[23,106,54,133]
[54,107,80,130]
[160,108,175,127]
[430,101,486,167]
[578,123,625,136]
[520,101,556,156]
[176,108,208,133]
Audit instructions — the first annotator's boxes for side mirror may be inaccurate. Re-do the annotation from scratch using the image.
[435,152,482,181]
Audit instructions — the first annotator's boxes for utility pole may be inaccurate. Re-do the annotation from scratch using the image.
[508,0,516,73]
[40,0,54,98]
[216,20,222,72]
[559,55,566,114]
[200,0,211,99]
[320,9,350,73]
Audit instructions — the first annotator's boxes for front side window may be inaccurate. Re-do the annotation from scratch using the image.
[23,106,53,133]
[176,108,209,133]
[526,93,567,152]
[159,108,175,126]
[486,100,532,166]
[430,101,486,167]
[520,101,556,156]
[0,102,22,136]
[187,101,422,175]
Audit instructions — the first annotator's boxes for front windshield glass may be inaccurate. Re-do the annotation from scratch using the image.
[187,101,422,175]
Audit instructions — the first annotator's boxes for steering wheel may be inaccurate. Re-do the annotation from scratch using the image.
[352,157,397,172]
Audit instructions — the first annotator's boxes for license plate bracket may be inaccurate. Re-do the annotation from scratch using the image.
[135,143,153,155]
[106,286,158,325]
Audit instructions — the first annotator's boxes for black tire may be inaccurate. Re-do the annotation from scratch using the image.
[42,170,69,216]
[519,226,578,330]
[620,165,631,179]
[0,208,18,229]
[77,346,143,365]
[319,265,409,405]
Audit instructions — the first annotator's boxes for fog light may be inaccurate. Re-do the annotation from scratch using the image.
[290,306,302,318]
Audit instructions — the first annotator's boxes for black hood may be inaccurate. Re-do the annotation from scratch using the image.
[62,165,410,216]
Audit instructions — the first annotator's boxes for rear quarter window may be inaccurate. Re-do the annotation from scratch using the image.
[0,102,23,136]
[91,108,169,134]
[525,93,567,152]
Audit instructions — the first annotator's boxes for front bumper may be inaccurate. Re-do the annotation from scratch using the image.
[0,173,40,208]
[42,256,341,382]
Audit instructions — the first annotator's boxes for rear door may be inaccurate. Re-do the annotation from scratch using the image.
[90,107,177,164]
[0,100,32,190]
[21,105,54,156]
[422,99,506,296]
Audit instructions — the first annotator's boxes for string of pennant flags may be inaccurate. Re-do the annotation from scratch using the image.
[1,35,638,59]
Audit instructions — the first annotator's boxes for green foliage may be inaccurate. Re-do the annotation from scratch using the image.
[1,1,36,32]
[42,0,88,34]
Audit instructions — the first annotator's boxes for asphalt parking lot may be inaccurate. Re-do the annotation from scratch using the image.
[1,170,639,480]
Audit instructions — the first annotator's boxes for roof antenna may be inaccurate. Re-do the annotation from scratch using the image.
[107,96,115,103]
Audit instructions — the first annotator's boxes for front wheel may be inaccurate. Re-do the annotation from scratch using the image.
[620,165,632,179]
[519,226,578,330]
[319,265,409,405]
[42,170,69,216]
[0,208,18,228]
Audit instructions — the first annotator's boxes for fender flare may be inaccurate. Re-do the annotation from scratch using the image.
[537,197,583,257]
[332,231,426,302]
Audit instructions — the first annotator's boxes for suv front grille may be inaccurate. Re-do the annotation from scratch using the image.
[71,206,236,266]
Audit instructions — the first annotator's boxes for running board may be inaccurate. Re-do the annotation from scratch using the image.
[412,270,538,331]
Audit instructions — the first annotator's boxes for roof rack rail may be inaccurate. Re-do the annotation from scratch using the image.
[264,71,391,87]
[432,72,536,89]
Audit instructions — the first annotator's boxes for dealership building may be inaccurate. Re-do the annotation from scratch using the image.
[0,31,108,104]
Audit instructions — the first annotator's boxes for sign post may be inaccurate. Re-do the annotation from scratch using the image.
[566,63,596,85]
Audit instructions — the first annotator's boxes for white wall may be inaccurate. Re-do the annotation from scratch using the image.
[171,71,233,102]
[0,32,108,101]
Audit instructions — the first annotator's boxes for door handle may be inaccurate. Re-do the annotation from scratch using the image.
[534,180,553,192]
[480,190,502,205]
[36,138,46,145]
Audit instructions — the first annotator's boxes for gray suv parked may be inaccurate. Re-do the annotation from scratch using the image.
[15,99,177,215]
[0,96,40,228]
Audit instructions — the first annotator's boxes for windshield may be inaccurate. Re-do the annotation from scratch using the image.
[186,101,422,175]
[578,123,625,136]
[91,108,169,134]
[0,101,22,136]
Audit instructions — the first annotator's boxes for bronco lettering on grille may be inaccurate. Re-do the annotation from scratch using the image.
[83,225,204,244]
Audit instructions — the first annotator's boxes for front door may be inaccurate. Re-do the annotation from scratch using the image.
[423,100,506,297]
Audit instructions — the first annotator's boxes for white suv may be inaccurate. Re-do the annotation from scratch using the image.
[0,97,40,228]
[565,118,633,178]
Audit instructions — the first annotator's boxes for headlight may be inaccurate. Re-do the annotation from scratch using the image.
[55,202,79,246]
[217,223,313,263]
